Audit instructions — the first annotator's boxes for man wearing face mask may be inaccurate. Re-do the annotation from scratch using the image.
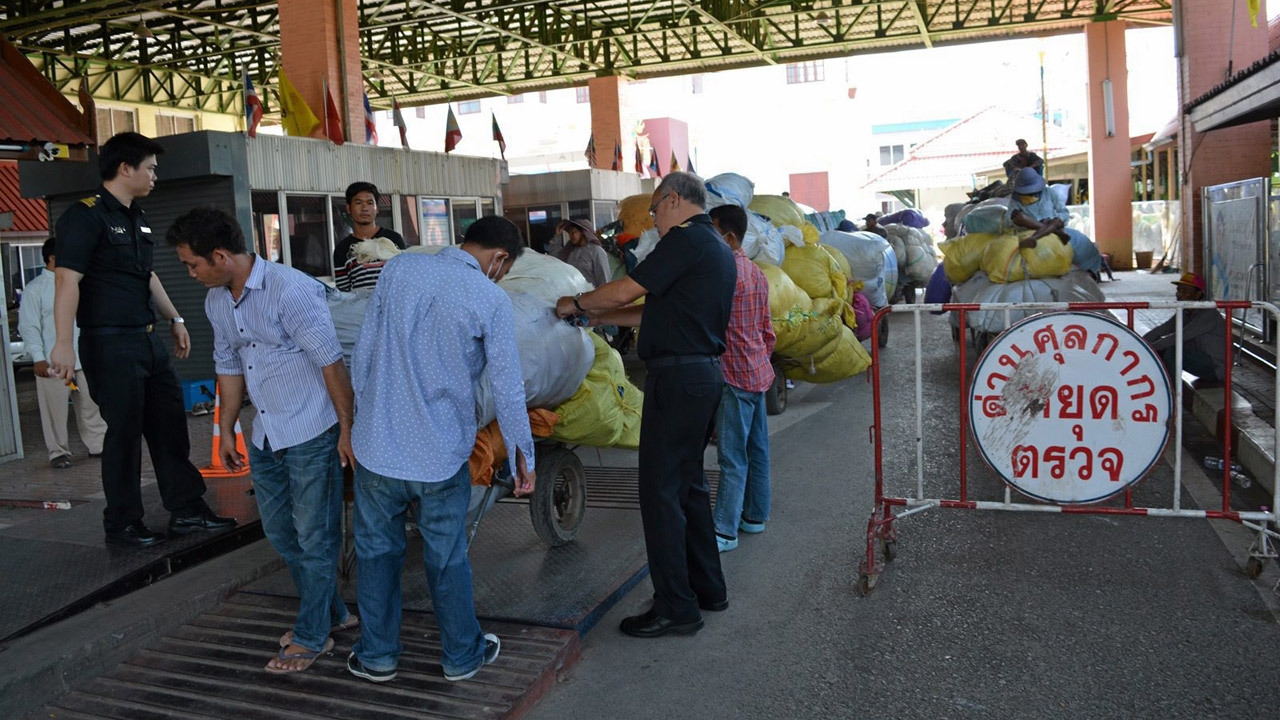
[346,215,536,684]
[554,172,736,638]
[1007,167,1104,280]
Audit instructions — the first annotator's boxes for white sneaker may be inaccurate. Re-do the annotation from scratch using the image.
[444,633,500,681]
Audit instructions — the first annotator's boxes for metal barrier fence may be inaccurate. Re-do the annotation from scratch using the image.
[860,299,1280,595]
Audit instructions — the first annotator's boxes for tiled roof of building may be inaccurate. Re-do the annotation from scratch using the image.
[0,161,48,233]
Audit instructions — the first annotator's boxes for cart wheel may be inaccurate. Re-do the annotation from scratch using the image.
[880,538,898,562]
[1245,556,1265,579]
[950,325,960,343]
[857,572,878,597]
[972,330,991,355]
[878,314,889,348]
[766,368,788,416]
[529,448,587,547]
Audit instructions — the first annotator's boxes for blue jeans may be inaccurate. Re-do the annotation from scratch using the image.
[352,461,485,677]
[247,424,348,652]
[714,384,771,540]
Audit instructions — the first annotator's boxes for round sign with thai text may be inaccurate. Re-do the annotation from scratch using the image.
[968,311,1172,504]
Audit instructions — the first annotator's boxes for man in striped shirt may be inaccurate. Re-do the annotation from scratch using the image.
[707,204,776,554]
[332,182,405,291]
[167,207,357,675]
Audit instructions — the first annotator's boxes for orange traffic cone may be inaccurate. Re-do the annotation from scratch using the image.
[200,382,251,479]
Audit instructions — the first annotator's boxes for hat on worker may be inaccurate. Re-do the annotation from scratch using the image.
[558,218,600,244]
[1173,272,1207,293]
[1012,166,1046,195]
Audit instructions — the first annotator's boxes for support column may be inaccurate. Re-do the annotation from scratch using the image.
[1176,0,1271,273]
[1085,21,1133,269]
[588,77,626,170]
[279,0,365,143]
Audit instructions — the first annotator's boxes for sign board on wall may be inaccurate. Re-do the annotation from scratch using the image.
[968,312,1172,505]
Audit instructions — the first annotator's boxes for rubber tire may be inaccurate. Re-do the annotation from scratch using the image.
[529,447,587,547]
[857,573,877,597]
[951,325,960,343]
[766,368,788,416]
[881,538,898,562]
[1245,556,1265,579]
[878,314,889,348]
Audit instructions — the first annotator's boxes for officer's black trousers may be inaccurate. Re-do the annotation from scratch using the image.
[637,362,727,623]
[80,331,206,532]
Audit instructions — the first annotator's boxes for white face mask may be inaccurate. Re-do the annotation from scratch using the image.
[484,252,507,281]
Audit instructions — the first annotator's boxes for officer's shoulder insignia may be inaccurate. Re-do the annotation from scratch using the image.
[78,196,97,208]
[677,221,692,228]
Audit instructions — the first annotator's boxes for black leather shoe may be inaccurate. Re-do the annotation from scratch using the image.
[169,507,237,535]
[699,598,729,612]
[619,609,703,638]
[105,522,166,548]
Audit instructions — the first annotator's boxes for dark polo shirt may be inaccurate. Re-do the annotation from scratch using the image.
[54,187,156,329]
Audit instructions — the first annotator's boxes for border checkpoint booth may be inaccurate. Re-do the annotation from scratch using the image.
[502,169,652,255]
[19,130,506,391]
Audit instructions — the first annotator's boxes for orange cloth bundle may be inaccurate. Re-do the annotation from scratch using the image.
[469,409,559,486]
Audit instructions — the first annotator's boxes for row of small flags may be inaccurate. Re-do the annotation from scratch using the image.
[245,70,688,172]
[586,133,696,175]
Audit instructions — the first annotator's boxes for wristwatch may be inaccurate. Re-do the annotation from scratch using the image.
[572,293,586,313]
[170,317,185,324]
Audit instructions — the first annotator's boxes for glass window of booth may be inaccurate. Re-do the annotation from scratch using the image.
[251,191,284,263]
[451,199,480,243]
[399,195,421,246]
[526,204,563,255]
[284,194,332,279]
[481,198,496,218]
[593,201,618,227]
[421,198,452,246]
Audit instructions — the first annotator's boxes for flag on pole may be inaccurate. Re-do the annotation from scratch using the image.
[392,98,409,149]
[322,78,344,145]
[670,150,680,173]
[278,68,321,137]
[634,144,644,174]
[363,93,378,145]
[1249,0,1260,27]
[648,147,661,178]
[612,139,622,171]
[584,134,597,167]
[242,69,263,138]
[444,105,462,153]
[491,112,506,160]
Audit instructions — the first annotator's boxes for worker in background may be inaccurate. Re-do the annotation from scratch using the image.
[333,182,405,291]
[1003,138,1044,180]
[1142,272,1226,383]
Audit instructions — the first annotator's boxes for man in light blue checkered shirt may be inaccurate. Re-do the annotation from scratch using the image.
[167,207,356,675]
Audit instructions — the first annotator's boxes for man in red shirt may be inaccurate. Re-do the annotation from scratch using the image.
[708,205,776,552]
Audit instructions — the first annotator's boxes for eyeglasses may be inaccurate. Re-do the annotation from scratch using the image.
[648,193,670,219]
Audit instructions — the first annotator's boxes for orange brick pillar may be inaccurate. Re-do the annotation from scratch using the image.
[1085,21,1133,269]
[1175,0,1272,274]
[588,77,627,170]
[279,0,365,143]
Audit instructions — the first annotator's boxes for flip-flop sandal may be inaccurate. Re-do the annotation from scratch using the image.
[264,637,334,674]
[279,616,360,648]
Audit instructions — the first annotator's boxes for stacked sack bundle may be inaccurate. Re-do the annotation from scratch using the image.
[939,223,1103,333]
[742,193,873,384]
[881,223,938,287]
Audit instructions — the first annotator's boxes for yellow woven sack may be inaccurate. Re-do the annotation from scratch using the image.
[748,194,806,230]
[617,194,655,237]
[784,326,872,383]
[773,298,844,358]
[981,231,1075,283]
[549,333,644,448]
[758,263,810,319]
[782,243,848,302]
[941,232,998,284]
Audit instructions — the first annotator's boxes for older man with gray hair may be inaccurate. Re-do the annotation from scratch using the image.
[555,171,737,638]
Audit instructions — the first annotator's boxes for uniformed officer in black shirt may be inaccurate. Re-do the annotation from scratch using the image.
[556,171,736,638]
[51,132,236,548]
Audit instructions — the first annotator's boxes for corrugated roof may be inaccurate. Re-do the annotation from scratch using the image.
[862,106,1089,191]
[0,161,48,233]
[0,35,92,150]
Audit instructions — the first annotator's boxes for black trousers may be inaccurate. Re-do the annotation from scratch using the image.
[80,331,207,531]
[638,361,727,622]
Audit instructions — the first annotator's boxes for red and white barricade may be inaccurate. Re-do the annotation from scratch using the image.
[860,299,1280,595]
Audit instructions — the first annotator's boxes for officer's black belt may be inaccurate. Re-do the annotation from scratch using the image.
[645,354,720,369]
[79,324,154,337]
